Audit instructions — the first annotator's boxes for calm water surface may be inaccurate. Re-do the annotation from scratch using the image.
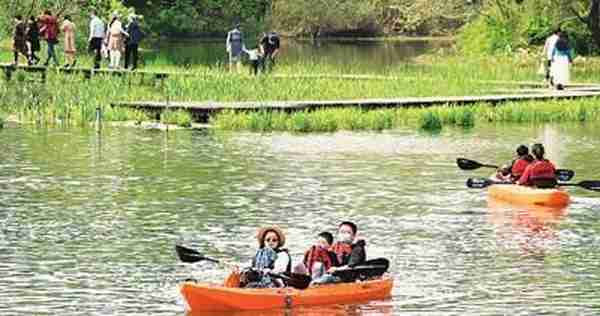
[1,124,599,316]
[148,38,449,73]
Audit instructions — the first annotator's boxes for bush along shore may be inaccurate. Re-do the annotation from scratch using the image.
[1,54,600,130]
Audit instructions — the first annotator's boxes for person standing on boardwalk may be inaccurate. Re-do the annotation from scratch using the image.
[226,22,245,73]
[12,15,30,66]
[26,16,41,65]
[106,12,129,69]
[550,33,573,91]
[39,10,60,67]
[88,10,105,69]
[61,15,77,68]
[542,27,561,86]
[259,31,280,73]
[124,14,144,70]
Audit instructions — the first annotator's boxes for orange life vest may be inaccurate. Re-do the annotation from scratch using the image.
[330,242,353,266]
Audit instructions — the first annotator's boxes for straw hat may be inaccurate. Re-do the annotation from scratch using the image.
[256,226,286,248]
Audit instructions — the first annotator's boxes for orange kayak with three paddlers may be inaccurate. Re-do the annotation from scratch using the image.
[487,184,570,208]
[180,277,393,312]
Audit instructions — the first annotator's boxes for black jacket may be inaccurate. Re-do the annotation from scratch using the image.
[126,21,144,45]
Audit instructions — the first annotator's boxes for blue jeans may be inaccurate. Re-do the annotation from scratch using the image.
[45,41,59,66]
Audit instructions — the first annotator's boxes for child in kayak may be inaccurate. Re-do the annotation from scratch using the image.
[311,221,367,285]
[294,231,337,278]
[517,143,557,188]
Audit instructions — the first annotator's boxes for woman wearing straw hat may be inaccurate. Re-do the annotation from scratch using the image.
[241,226,291,288]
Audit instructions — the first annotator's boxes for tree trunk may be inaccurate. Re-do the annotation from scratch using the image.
[589,0,600,50]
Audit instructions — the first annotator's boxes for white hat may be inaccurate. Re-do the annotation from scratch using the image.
[112,11,120,18]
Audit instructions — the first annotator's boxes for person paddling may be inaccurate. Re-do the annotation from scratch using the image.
[517,143,557,188]
[239,226,291,288]
[496,145,534,182]
[312,221,367,284]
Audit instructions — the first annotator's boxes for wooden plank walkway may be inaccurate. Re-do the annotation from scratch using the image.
[0,63,170,83]
[112,90,600,122]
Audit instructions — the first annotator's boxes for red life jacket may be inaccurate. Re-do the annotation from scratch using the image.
[330,242,352,266]
[511,158,531,179]
[303,246,333,275]
[519,159,556,186]
[529,160,556,180]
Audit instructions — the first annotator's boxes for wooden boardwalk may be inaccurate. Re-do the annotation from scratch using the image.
[112,90,600,122]
[0,63,170,83]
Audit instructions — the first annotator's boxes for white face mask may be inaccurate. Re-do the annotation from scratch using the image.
[338,232,353,243]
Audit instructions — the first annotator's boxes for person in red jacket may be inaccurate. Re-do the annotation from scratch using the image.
[39,10,60,67]
[497,145,534,182]
[517,143,557,188]
[299,231,336,278]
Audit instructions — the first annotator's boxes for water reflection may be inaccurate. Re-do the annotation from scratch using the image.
[487,198,567,256]
[187,302,394,316]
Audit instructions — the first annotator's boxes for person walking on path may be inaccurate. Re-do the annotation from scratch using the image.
[88,10,105,69]
[259,31,280,73]
[39,10,60,67]
[542,28,561,86]
[124,14,144,70]
[61,15,77,68]
[550,33,573,91]
[12,15,30,66]
[226,23,245,73]
[26,16,41,65]
[106,12,129,69]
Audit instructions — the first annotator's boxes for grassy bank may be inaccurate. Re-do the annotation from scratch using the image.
[1,51,600,130]
[211,98,600,132]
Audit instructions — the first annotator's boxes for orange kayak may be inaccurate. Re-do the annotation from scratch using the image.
[487,184,570,208]
[180,277,393,312]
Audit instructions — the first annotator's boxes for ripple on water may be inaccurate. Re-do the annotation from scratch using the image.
[0,126,599,315]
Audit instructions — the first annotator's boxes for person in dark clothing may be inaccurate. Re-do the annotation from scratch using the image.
[13,15,30,66]
[311,221,367,284]
[259,31,280,72]
[124,14,144,70]
[26,16,41,65]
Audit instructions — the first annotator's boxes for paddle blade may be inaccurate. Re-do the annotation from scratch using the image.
[175,244,220,264]
[466,178,494,189]
[457,158,482,170]
[333,258,390,282]
[269,273,312,290]
[579,181,600,191]
[556,169,575,182]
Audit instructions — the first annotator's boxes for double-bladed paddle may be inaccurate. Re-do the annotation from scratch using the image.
[175,244,312,290]
[457,158,575,182]
[466,177,600,192]
[332,258,389,282]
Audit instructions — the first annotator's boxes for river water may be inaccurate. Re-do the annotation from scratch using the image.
[1,123,599,316]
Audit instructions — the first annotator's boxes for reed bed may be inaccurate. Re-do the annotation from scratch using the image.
[1,52,600,130]
[211,98,600,132]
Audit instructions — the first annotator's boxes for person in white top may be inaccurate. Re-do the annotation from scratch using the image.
[106,11,129,69]
[542,28,561,85]
[88,10,105,69]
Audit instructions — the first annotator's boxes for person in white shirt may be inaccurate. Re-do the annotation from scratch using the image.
[542,27,561,85]
[88,10,105,69]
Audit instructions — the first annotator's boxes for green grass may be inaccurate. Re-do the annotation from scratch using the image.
[210,99,600,132]
[1,49,600,130]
